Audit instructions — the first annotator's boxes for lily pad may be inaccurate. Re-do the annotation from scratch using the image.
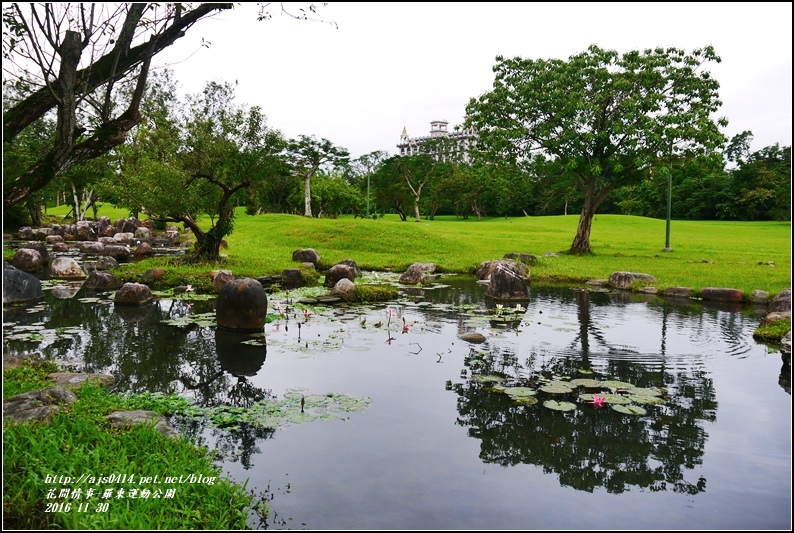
[501,386,537,400]
[472,374,504,384]
[627,394,665,405]
[600,394,631,404]
[543,400,577,411]
[539,381,574,394]
[611,404,647,416]
[601,380,636,390]
[628,387,664,397]
[569,378,602,388]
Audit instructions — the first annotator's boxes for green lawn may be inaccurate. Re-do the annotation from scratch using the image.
[27,207,794,296]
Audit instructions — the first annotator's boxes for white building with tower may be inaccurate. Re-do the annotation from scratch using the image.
[397,119,476,162]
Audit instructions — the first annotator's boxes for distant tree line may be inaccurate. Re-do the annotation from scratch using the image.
[3,7,790,261]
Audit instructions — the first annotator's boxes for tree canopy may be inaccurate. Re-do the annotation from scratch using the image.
[465,44,728,254]
[2,3,235,208]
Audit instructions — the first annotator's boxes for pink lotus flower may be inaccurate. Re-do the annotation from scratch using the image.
[589,394,606,409]
[303,308,312,318]
[185,303,193,310]
[185,284,194,292]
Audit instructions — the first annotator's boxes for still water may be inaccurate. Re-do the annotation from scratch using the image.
[3,276,791,529]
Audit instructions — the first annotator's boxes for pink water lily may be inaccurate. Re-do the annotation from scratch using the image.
[185,284,194,292]
[303,308,312,318]
[589,394,606,409]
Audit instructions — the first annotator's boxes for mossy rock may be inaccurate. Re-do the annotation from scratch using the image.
[355,283,399,303]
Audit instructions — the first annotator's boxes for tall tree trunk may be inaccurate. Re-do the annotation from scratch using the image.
[304,174,312,217]
[191,204,234,260]
[413,197,421,222]
[570,200,596,255]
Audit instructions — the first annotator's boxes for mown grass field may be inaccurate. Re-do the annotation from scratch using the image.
[28,205,793,296]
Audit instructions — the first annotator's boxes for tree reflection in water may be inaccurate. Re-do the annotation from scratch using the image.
[449,289,716,495]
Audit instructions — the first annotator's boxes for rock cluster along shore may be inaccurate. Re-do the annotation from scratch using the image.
[2,355,180,438]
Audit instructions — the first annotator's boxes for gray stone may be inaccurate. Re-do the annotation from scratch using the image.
[608,272,658,290]
[337,258,362,277]
[292,248,321,267]
[769,289,791,313]
[50,256,87,279]
[213,269,235,293]
[12,248,45,272]
[216,278,268,332]
[325,263,356,287]
[781,331,791,367]
[3,386,78,425]
[48,372,115,389]
[459,332,487,344]
[751,290,769,305]
[114,282,155,305]
[332,278,357,302]
[399,262,437,285]
[95,256,119,270]
[485,260,529,301]
[3,262,44,304]
[106,410,181,440]
[503,252,539,266]
[133,241,155,261]
[85,270,122,291]
[700,287,744,303]
[103,244,131,262]
[664,287,692,298]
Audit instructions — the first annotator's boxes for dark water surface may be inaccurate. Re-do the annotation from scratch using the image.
[3,276,791,530]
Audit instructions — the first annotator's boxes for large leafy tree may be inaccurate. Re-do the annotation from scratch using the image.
[286,135,349,217]
[2,2,235,209]
[466,45,727,254]
[114,78,285,259]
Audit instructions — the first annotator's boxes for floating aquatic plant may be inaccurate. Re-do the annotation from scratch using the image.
[611,404,647,416]
[543,400,577,411]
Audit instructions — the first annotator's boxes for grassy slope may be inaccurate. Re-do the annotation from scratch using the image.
[25,206,793,295]
[224,212,791,295]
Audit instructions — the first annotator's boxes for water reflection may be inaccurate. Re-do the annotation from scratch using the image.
[2,276,790,529]
[449,342,714,494]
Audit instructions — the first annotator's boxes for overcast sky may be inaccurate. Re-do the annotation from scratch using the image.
[155,2,792,160]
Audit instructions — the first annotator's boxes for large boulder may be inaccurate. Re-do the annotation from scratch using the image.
[3,386,78,425]
[700,287,744,303]
[12,248,45,273]
[761,288,792,327]
[212,269,235,293]
[50,257,86,279]
[106,410,180,439]
[292,248,321,268]
[85,270,122,291]
[399,263,437,285]
[478,259,529,281]
[104,244,131,262]
[337,259,362,277]
[608,272,658,290]
[114,282,155,305]
[769,289,791,313]
[484,260,529,301]
[332,278,357,302]
[18,241,50,262]
[3,263,43,304]
[133,242,155,261]
[325,263,356,287]
[216,278,268,332]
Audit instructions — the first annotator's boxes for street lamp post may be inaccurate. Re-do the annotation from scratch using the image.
[663,142,673,252]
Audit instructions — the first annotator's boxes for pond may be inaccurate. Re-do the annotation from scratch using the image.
[3,275,791,530]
